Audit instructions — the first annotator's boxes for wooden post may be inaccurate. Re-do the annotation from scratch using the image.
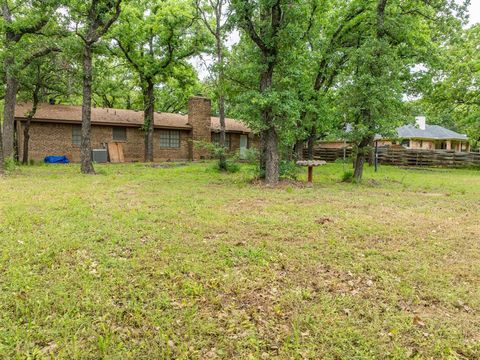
[307,166,313,183]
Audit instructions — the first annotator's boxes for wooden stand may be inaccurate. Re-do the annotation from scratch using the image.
[307,166,313,183]
[296,160,327,184]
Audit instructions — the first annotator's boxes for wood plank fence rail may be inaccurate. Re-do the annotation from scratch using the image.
[303,147,352,163]
[305,147,480,167]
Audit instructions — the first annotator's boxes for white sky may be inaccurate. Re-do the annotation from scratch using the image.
[468,0,480,25]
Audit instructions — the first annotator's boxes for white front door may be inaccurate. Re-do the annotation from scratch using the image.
[240,135,248,159]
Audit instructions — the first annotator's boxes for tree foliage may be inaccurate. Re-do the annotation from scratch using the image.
[423,24,480,147]
[110,0,205,161]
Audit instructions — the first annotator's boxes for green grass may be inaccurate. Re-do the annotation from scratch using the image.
[1,162,479,359]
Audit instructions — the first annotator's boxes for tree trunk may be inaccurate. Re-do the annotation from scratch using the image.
[217,33,227,170]
[259,60,279,185]
[258,131,267,177]
[0,126,4,175]
[353,136,372,182]
[293,140,304,160]
[218,94,227,170]
[353,149,365,182]
[307,126,316,160]
[143,79,155,162]
[80,44,95,174]
[264,125,279,185]
[3,56,17,160]
[368,140,375,166]
[22,85,40,165]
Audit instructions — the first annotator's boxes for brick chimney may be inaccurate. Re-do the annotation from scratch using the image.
[188,96,212,160]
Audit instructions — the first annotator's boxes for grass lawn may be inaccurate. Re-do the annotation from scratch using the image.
[0,162,479,359]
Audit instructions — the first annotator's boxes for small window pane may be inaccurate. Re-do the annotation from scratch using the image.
[170,131,180,148]
[212,132,230,148]
[72,125,81,145]
[160,130,180,148]
[113,127,127,141]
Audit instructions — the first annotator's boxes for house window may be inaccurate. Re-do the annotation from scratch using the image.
[113,127,127,141]
[72,125,82,146]
[211,132,231,148]
[401,139,410,148]
[160,130,180,148]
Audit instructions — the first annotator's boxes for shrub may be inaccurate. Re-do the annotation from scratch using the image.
[243,148,260,164]
[194,140,240,173]
[279,160,299,180]
[225,160,240,173]
[341,170,354,182]
[4,158,18,172]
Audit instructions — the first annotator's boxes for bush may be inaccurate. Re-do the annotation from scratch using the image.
[341,170,354,182]
[225,160,240,173]
[279,160,299,180]
[4,157,18,172]
[243,148,260,164]
[194,140,240,173]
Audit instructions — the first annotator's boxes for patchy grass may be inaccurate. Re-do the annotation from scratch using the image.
[0,162,479,359]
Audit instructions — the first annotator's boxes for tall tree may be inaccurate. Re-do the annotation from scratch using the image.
[0,0,58,164]
[294,1,366,160]
[196,0,230,170]
[69,0,122,174]
[17,53,68,164]
[111,0,203,161]
[231,0,308,184]
[338,0,465,182]
[423,24,480,148]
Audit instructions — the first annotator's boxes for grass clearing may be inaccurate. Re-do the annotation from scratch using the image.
[1,162,479,359]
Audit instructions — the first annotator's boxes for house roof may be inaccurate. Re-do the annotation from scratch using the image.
[14,103,251,133]
[395,124,468,140]
[211,116,251,133]
[373,124,468,141]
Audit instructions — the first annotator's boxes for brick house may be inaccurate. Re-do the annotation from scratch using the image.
[14,97,257,162]
[318,117,470,152]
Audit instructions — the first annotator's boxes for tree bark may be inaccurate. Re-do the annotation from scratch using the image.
[353,136,373,182]
[143,79,155,162]
[264,126,279,185]
[293,140,304,160]
[217,43,227,169]
[22,85,40,165]
[260,59,279,185]
[0,125,4,175]
[353,149,366,182]
[307,126,317,160]
[80,44,95,174]
[3,56,17,160]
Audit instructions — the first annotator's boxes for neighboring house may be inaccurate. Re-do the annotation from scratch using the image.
[318,117,470,152]
[375,117,470,152]
[14,97,257,162]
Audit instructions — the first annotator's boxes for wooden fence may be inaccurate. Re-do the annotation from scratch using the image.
[376,148,480,167]
[305,147,480,167]
[303,147,352,162]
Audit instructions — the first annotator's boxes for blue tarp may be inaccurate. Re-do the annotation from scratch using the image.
[44,156,70,164]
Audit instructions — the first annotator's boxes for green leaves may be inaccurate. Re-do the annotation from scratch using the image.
[423,24,480,146]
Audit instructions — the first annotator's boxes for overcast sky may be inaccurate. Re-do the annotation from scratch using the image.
[468,0,480,25]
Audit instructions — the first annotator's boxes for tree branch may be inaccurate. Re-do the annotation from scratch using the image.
[22,47,62,69]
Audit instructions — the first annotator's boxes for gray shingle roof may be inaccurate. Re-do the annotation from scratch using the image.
[395,124,468,140]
